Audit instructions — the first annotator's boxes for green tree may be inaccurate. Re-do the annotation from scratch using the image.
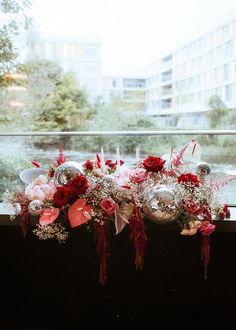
[36,72,88,131]
[81,101,164,154]
[206,95,230,128]
[0,0,32,83]
[16,60,90,131]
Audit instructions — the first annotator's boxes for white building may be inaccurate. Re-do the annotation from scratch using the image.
[29,33,102,101]
[102,75,146,111]
[144,12,236,128]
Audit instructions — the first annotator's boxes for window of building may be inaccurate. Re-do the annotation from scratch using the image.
[225,84,233,101]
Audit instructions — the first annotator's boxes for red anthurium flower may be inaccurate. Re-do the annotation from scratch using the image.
[68,198,93,228]
[39,208,60,225]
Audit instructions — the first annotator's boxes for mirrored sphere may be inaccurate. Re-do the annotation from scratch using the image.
[54,161,85,186]
[28,200,44,216]
[143,185,179,224]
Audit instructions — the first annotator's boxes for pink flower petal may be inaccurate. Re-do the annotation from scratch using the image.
[39,208,60,225]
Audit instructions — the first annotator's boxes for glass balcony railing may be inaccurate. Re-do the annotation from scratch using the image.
[0,130,236,209]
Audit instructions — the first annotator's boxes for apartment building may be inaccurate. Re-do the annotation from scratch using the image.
[102,75,146,111]
[29,33,102,101]
[145,12,236,128]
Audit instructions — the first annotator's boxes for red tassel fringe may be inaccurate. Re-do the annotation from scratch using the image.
[201,235,210,280]
[20,203,29,237]
[95,218,110,285]
[129,204,148,270]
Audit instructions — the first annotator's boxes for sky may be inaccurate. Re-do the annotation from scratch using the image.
[32,0,236,74]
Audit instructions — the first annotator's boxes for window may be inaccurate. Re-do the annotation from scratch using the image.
[1,0,236,204]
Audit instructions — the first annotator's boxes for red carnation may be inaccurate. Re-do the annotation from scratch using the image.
[83,159,93,170]
[143,156,166,173]
[105,160,117,168]
[178,173,199,189]
[68,175,89,196]
[53,186,70,207]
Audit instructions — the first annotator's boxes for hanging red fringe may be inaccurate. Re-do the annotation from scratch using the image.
[201,235,210,280]
[20,203,29,237]
[129,203,148,270]
[95,217,110,286]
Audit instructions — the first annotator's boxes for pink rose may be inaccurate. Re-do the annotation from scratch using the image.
[199,221,215,236]
[34,175,47,185]
[129,168,148,183]
[100,198,116,214]
[25,183,45,201]
[41,181,57,201]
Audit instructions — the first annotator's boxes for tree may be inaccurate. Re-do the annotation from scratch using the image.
[0,0,32,83]
[35,72,88,131]
[206,95,230,128]
[16,59,90,131]
[81,101,163,154]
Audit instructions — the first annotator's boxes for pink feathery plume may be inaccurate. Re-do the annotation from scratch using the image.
[210,176,236,191]
[171,142,190,167]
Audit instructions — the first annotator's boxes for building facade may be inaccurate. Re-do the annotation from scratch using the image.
[29,33,102,101]
[144,13,236,128]
[102,75,146,111]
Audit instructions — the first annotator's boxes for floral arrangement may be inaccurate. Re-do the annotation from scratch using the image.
[4,140,235,285]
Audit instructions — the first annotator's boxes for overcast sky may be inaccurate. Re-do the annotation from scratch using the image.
[32,0,236,74]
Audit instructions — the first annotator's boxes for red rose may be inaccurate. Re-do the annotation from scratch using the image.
[68,175,89,196]
[178,173,199,189]
[143,156,166,172]
[53,186,70,207]
[100,198,116,214]
[83,159,93,170]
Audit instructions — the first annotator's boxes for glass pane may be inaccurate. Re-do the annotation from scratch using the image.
[1,133,236,205]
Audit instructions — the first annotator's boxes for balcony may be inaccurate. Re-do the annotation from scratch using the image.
[161,89,172,96]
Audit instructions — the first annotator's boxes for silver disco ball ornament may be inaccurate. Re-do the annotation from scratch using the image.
[143,185,179,224]
[196,161,211,176]
[28,200,44,216]
[54,161,85,186]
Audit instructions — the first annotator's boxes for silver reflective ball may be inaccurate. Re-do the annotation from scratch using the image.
[196,161,211,176]
[143,185,179,224]
[54,161,85,186]
[28,200,44,216]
